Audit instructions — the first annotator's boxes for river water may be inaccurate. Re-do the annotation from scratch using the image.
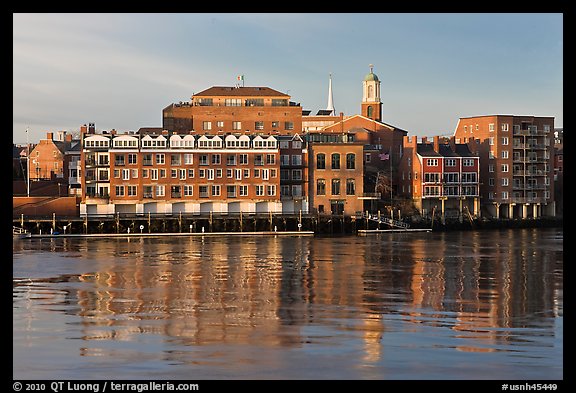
[13,228,563,380]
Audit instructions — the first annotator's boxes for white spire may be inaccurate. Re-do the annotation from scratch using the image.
[326,73,335,115]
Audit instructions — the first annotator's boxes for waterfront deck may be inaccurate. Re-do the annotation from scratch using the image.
[19,230,315,239]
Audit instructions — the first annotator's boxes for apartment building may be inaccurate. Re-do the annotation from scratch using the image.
[399,136,480,221]
[278,134,309,214]
[80,131,281,217]
[453,115,555,218]
[162,86,302,135]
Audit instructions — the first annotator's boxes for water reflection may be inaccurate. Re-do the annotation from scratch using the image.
[13,228,563,379]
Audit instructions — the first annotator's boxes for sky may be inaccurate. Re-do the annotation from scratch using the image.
[13,13,563,144]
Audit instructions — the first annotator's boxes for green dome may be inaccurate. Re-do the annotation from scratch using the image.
[364,72,379,82]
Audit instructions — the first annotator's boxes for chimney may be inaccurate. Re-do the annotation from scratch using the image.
[433,135,440,153]
[449,135,456,151]
[421,136,428,144]
[80,124,88,134]
[66,133,73,142]
[46,132,54,140]
[88,123,95,134]
[110,129,117,135]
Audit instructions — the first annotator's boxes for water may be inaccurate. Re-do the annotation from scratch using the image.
[13,228,563,380]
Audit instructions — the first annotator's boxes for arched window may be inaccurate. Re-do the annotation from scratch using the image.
[316,153,326,169]
[368,85,373,99]
[331,153,340,169]
[346,153,355,169]
[367,106,373,118]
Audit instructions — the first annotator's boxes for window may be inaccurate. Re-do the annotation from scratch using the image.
[207,169,215,180]
[114,169,120,178]
[262,169,269,180]
[239,154,248,165]
[171,169,178,178]
[489,123,495,132]
[211,154,221,165]
[131,169,138,179]
[502,123,509,132]
[267,185,276,196]
[346,153,355,169]
[317,179,326,195]
[266,154,275,165]
[171,154,181,165]
[502,137,509,145]
[501,164,509,173]
[127,185,137,197]
[143,185,153,198]
[254,169,260,178]
[444,173,459,183]
[331,179,341,195]
[489,178,495,186]
[292,140,302,149]
[279,141,289,149]
[424,173,440,183]
[202,121,212,131]
[346,179,355,195]
[331,153,340,169]
[243,169,250,178]
[155,185,165,197]
[184,185,193,196]
[463,159,474,166]
[254,155,263,166]
[239,185,248,196]
[217,121,224,128]
[272,121,279,128]
[462,172,477,183]
[445,159,456,167]
[160,169,166,178]
[292,169,302,180]
[256,185,265,196]
[143,154,153,166]
[502,150,509,159]
[211,185,221,196]
[184,153,193,165]
[115,185,125,197]
[280,155,290,166]
[502,178,509,186]
[199,186,209,198]
[227,185,236,198]
[115,155,125,166]
[502,191,509,200]
[489,137,494,146]
[227,154,236,166]
[199,169,205,178]
[179,169,186,180]
[291,155,302,166]
[171,185,181,198]
[225,98,242,107]
[199,155,208,165]
[285,122,294,130]
[255,121,264,130]
[188,169,194,178]
[232,121,241,130]
[426,159,438,166]
[151,169,158,180]
[235,169,242,180]
[317,154,326,169]
[122,169,130,180]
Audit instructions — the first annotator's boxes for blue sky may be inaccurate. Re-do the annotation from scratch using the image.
[13,13,563,144]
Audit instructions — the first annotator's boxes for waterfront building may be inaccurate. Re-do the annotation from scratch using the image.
[80,129,281,217]
[162,86,302,135]
[453,115,555,218]
[398,135,480,222]
[308,138,365,215]
[28,131,74,181]
[278,133,309,214]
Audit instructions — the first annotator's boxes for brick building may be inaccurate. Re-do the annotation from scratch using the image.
[80,130,282,217]
[453,115,555,218]
[399,135,480,221]
[28,131,73,181]
[162,86,302,135]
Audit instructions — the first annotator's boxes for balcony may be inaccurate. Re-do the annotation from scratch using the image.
[358,192,381,200]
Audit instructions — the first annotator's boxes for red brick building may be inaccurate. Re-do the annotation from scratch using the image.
[29,131,73,181]
[453,115,555,218]
[399,135,480,221]
[162,86,302,135]
[80,131,282,216]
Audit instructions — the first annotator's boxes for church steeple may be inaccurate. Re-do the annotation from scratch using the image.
[361,64,382,121]
[326,73,335,115]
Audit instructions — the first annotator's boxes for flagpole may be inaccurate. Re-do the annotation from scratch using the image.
[26,127,30,197]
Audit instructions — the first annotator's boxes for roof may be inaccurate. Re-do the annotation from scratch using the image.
[417,144,441,157]
[364,72,379,82]
[417,142,476,158]
[193,86,289,97]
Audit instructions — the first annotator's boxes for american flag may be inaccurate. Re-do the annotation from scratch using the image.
[379,152,390,161]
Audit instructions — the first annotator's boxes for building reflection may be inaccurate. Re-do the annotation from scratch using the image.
[13,228,562,363]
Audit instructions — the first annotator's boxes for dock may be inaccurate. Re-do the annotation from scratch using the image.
[357,228,432,235]
[18,231,315,239]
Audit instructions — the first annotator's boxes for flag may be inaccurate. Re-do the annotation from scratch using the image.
[237,75,244,81]
[379,152,390,161]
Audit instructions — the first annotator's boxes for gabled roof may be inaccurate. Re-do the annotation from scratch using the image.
[321,114,408,134]
[194,86,288,97]
[417,144,441,157]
